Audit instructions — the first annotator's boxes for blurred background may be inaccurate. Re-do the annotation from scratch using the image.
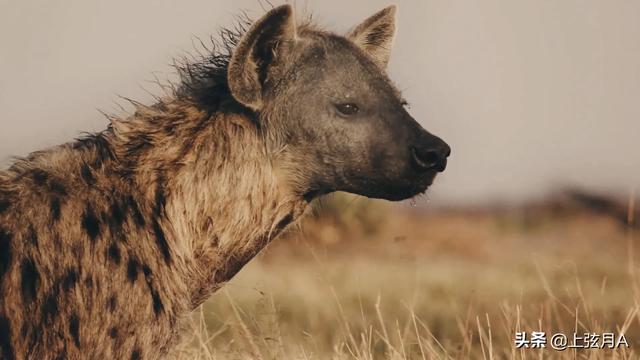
[1,1,639,358]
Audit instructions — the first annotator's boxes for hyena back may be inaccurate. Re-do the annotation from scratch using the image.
[0,5,450,359]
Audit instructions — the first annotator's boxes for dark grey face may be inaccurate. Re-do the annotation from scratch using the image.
[269,36,450,201]
[227,5,450,201]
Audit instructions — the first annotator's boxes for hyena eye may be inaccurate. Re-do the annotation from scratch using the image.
[335,103,360,116]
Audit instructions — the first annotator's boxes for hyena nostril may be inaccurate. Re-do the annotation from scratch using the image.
[411,146,448,172]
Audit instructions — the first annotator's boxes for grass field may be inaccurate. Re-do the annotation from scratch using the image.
[171,193,639,359]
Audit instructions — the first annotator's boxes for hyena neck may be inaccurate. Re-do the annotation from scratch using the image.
[109,99,309,307]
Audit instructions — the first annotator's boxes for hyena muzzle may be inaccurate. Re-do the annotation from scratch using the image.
[0,4,450,359]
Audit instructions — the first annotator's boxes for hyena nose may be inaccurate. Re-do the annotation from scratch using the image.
[410,138,451,173]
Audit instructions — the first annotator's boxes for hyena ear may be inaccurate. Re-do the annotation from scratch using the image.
[228,5,296,111]
[348,5,397,69]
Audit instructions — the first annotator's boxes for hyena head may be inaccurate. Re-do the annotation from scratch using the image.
[228,5,450,201]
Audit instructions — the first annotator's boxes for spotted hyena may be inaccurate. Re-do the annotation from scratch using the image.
[0,5,450,359]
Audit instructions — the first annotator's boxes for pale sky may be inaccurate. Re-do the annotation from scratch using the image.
[1,0,639,205]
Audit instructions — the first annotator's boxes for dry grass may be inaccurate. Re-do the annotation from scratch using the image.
[171,194,639,359]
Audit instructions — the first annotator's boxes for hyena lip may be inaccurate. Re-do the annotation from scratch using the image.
[406,172,439,198]
[374,175,437,201]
